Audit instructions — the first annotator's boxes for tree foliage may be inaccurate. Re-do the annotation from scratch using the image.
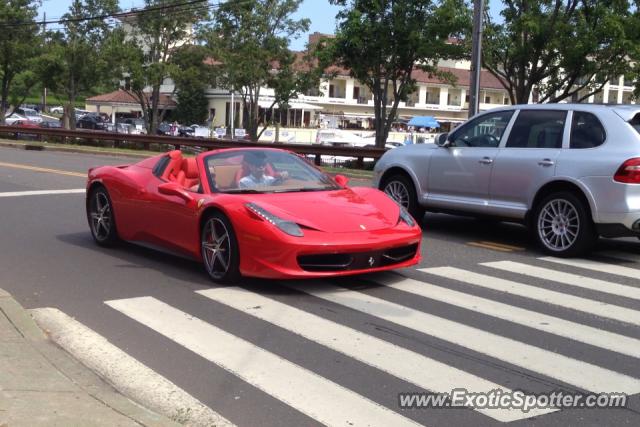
[171,45,211,124]
[40,0,119,129]
[329,0,470,148]
[483,0,631,104]
[111,0,209,134]
[205,0,322,141]
[0,0,42,124]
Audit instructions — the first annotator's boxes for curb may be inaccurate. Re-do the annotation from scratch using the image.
[0,289,180,427]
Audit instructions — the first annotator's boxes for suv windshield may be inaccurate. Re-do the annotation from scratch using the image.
[204,149,340,194]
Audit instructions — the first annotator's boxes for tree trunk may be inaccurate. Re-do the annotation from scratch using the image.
[63,102,75,130]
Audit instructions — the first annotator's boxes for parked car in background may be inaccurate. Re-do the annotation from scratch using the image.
[5,114,26,125]
[375,104,640,257]
[77,114,107,130]
[14,107,43,123]
[39,120,62,128]
[49,106,64,114]
[118,118,146,134]
[157,122,172,136]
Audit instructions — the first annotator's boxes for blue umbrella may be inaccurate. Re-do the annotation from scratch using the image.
[407,116,440,128]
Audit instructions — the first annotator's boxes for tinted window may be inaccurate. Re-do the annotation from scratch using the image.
[630,113,640,135]
[506,110,567,149]
[450,110,514,148]
[570,111,606,149]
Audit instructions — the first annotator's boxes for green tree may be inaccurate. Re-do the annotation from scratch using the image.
[0,0,42,124]
[483,0,631,104]
[330,0,470,148]
[41,0,119,129]
[205,0,321,141]
[112,0,209,135]
[171,45,211,125]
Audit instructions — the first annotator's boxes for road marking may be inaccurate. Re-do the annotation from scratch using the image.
[540,257,640,281]
[0,189,85,198]
[106,296,421,427]
[0,161,85,177]
[483,261,640,301]
[373,273,640,359]
[198,287,553,422]
[30,307,234,427]
[422,267,640,326]
[285,282,640,394]
[467,242,512,252]
[478,241,525,251]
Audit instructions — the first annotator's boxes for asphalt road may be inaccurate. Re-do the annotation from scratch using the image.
[1,146,640,427]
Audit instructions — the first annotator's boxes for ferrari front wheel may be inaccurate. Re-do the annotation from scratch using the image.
[87,186,119,246]
[201,212,240,283]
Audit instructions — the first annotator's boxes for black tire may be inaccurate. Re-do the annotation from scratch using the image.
[381,173,425,221]
[201,211,240,283]
[533,191,596,257]
[87,186,119,246]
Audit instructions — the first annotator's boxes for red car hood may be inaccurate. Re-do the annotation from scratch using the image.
[247,188,400,233]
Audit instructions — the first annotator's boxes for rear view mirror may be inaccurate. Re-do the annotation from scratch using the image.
[435,133,450,147]
[334,174,349,188]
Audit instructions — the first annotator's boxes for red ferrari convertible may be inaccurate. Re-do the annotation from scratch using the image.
[86,147,422,282]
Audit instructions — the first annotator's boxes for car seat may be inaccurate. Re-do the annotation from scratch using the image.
[181,157,200,189]
[162,150,184,182]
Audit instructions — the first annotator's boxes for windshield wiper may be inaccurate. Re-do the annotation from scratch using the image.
[223,188,265,194]
[271,187,334,193]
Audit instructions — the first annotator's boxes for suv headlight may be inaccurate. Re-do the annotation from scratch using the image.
[246,203,304,237]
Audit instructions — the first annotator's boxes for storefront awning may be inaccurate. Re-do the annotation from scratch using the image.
[258,100,323,110]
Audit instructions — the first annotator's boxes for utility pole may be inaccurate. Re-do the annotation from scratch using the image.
[42,12,48,113]
[468,0,484,118]
[230,88,235,139]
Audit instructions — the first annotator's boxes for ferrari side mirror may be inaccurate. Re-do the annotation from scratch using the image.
[334,174,349,188]
[158,182,194,203]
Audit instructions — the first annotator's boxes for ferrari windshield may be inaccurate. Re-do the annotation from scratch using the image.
[204,149,341,194]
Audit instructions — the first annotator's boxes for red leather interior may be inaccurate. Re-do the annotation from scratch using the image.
[161,151,200,189]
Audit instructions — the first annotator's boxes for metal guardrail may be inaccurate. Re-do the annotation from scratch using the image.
[0,126,387,167]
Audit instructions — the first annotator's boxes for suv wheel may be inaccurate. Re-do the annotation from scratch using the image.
[381,174,425,221]
[533,191,596,257]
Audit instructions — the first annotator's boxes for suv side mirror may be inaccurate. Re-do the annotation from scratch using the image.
[435,133,450,147]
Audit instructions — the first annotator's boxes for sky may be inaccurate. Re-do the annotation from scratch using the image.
[38,1,502,51]
[38,0,342,51]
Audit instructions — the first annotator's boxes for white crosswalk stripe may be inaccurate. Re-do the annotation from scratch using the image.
[106,296,422,427]
[282,282,640,394]
[422,266,640,326]
[482,260,640,300]
[197,287,555,422]
[91,255,640,426]
[371,272,640,358]
[540,256,640,280]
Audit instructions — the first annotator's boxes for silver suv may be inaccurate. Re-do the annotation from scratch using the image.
[374,104,640,256]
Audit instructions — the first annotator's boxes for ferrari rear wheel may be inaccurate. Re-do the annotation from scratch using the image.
[201,212,240,283]
[87,186,119,246]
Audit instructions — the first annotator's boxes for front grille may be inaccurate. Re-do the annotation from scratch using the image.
[297,243,418,272]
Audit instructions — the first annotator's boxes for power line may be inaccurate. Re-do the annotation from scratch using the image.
[1,0,211,29]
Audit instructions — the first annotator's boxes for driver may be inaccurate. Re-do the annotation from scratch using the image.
[238,152,288,188]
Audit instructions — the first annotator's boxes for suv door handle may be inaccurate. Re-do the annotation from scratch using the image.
[538,159,555,167]
[478,157,493,165]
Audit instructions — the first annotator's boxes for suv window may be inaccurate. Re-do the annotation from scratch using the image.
[506,110,567,149]
[570,111,606,148]
[450,110,513,148]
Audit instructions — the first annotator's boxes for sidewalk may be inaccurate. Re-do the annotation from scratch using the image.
[0,288,180,427]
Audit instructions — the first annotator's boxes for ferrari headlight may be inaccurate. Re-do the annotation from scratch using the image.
[245,203,304,237]
[398,204,415,227]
